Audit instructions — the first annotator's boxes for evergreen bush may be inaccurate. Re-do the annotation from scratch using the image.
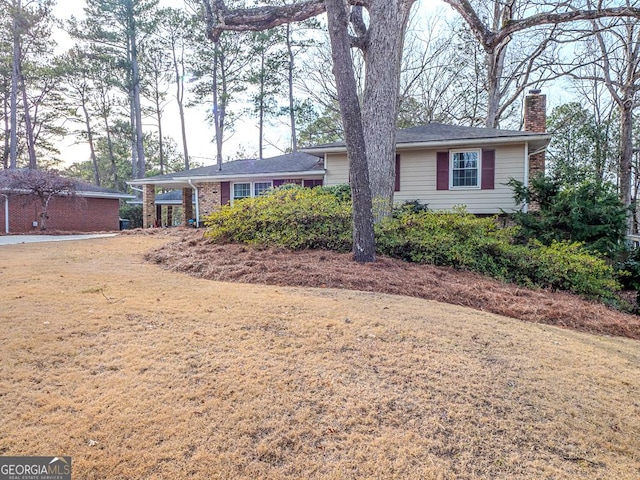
[508,174,628,258]
[204,189,620,301]
[204,185,352,251]
[376,209,619,300]
[119,204,143,229]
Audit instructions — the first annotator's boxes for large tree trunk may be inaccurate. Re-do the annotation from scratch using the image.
[100,104,118,188]
[325,0,375,263]
[361,0,414,221]
[131,43,145,178]
[3,78,9,169]
[484,0,510,129]
[485,44,508,128]
[258,49,266,160]
[212,42,224,171]
[129,94,138,179]
[154,85,165,175]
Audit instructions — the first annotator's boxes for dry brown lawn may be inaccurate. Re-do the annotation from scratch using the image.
[0,232,639,479]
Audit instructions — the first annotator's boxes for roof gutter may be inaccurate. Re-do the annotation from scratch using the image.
[75,192,136,200]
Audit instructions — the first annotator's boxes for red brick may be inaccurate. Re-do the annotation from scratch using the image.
[0,194,121,233]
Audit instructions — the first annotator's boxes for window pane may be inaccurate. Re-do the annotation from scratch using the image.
[254,182,272,196]
[233,183,251,199]
[451,151,479,187]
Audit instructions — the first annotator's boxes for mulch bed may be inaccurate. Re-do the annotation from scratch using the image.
[137,228,640,341]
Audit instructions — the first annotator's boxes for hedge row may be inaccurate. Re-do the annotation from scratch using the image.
[204,186,620,300]
[376,209,619,300]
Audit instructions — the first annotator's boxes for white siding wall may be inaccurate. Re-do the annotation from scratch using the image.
[325,152,350,187]
[325,144,527,214]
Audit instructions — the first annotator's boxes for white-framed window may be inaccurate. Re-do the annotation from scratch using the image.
[231,181,274,202]
[450,150,480,188]
[233,183,251,199]
[254,182,272,196]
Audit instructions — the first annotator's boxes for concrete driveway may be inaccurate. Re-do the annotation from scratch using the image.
[0,234,117,246]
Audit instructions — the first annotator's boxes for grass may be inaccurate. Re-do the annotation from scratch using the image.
[0,233,638,479]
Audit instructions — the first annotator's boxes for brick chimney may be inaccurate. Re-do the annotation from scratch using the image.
[524,89,546,178]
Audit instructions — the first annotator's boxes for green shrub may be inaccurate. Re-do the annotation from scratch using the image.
[319,183,352,203]
[204,189,619,301]
[508,175,628,258]
[526,241,619,299]
[376,209,620,300]
[119,203,143,229]
[393,200,430,216]
[204,185,352,251]
[618,247,640,290]
[376,208,514,273]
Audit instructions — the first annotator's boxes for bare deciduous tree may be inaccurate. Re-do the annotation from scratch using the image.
[198,0,640,261]
[0,168,78,230]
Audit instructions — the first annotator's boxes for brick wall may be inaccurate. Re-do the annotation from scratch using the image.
[198,182,222,218]
[524,90,547,210]
[0,194,121,233]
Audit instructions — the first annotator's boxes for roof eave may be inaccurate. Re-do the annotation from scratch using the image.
[128,169,325,186]
[77,192,136,199]
[301,134,552,154]
[0,188,133,199]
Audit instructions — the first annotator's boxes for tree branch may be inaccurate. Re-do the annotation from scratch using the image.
[349,5,368,51]
[201,0,326,41]
[444,1,640,52]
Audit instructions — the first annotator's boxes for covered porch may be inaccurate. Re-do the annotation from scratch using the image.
[128,152,326,229]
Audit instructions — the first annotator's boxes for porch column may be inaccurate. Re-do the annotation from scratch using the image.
[182,187,193,227]
[166,205,173,227]
[143,184,156,228]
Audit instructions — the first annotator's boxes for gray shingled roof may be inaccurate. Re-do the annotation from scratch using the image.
[304,123,549,150]
[0,169,133,198]
[75,181,134,197]
[140,152,324,183]
[153,190,184,202]
[128,189,189,205]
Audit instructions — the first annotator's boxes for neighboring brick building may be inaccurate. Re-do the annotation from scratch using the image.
[0,176,134,234]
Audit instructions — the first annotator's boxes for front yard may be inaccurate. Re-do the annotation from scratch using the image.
[0,234,638,478]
